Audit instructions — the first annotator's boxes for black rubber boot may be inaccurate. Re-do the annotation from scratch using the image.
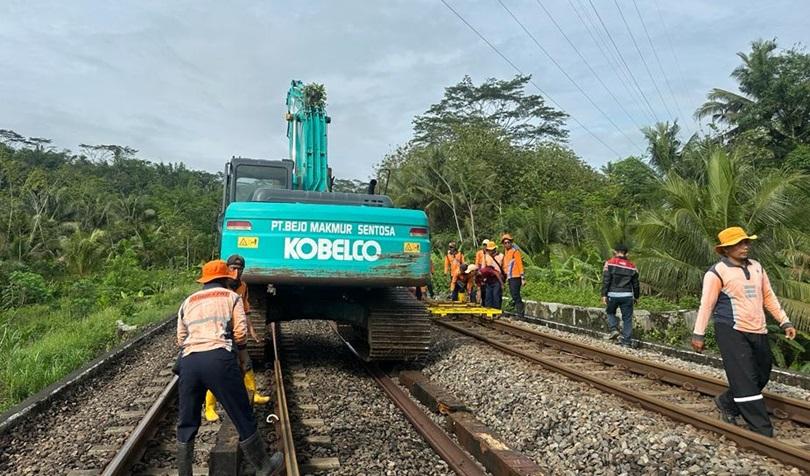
[176,441,194,476]
[240,432,284,476]
[516,301,525,318]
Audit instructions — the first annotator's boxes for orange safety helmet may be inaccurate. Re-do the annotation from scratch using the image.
[197,259,238,283]
[501,233,513,243]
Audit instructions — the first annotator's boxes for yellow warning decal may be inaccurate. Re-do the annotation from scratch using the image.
[404,242,420,253]
[237,236,259,248]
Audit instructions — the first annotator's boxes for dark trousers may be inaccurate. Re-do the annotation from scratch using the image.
[479,285,486,305]
[714,322,773,436]
[606,296,634,345]
[484,281,502,309]
[508,278,524,317]
[451,281,467,301]
[177,348,257,443]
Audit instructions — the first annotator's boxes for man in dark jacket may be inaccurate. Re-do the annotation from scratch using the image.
[601,244,640,346]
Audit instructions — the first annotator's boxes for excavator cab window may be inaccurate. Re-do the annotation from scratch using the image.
[233,164,290,202]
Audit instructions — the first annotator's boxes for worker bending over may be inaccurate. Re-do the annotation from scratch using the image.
[176,260,283,475]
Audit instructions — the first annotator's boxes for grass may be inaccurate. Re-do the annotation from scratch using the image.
[0,282,195,412]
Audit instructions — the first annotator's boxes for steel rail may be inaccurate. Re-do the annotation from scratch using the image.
[437,317,810,471]
[481,317,810,426]
[332,323,486,476]
[270,322,300,476]
[101,375,178,476]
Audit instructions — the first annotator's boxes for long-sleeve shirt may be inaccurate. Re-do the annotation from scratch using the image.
[693,257,792,339]
[503,248,525,279]
[234,280,259,340]
[444,251,465,274]
[444,251,465,288]
[177,284,247,356]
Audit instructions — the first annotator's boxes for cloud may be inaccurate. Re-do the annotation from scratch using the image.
[0,0,807,178]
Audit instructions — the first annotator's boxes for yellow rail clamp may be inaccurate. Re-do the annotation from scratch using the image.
[425,301,502,319]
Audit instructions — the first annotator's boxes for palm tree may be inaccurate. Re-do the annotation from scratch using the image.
[636,147,810,328]
[642,121,682,175]
[515,207,566,266]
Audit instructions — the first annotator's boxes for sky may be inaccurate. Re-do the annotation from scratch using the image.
[0,0,807,180]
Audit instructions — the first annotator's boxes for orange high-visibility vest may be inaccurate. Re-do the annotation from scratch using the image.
[503,248,524,279]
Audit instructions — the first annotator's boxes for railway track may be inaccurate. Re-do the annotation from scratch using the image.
[435,314,810,472]
[64,358,214,476]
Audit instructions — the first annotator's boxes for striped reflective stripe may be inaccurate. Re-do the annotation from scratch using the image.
[733,394,763,403]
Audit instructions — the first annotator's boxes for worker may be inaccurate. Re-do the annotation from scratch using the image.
[204,255,271,422]
[692,227,796,437]
[452,263,477,302]
[478,241,505,309]
[501,234,525,317]
[474,240,490,266]
[443,241,465,296]
[414,260,435,301]
[473,240,489,304]
[176,260,282,475]
[600,244,640,347]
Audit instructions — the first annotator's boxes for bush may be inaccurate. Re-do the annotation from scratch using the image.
[1,271,52,309]
[0,281,195,412]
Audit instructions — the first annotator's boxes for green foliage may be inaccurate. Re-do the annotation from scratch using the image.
[1,271,52,309]
[302,83,326,109]
[412,75,568,147]
[636,148,810,327]
[768,324,807,369]
[0,280,195,411]
[696,40,810,162]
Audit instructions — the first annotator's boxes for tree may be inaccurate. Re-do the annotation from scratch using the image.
[636,148,810,327]
[412,75,568,147]
[695,39,810,161]
[603,156,659,209]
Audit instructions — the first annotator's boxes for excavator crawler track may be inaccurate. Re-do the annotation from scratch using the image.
[337,288,431,361]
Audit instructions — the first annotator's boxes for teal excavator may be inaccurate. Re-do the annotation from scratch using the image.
[218,80,432,361]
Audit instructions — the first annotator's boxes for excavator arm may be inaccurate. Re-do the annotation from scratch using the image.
[285,80,330,192]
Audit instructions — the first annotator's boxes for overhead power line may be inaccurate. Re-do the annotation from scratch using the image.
[653,0,698,134]
[494,0,643,152]
[438,0,623,157]
[531,0,646,134]
[612,0,673,119]
[630,0,689,131]
[586,0,661,123]
[566,0,655,125]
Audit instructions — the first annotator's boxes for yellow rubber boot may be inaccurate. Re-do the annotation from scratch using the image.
[204,391,219,422]
[244,370,270,405]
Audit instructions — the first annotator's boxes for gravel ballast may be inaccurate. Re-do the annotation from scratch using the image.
[281,320,465,475]
[423,324,803,475]
[507,317,810,401]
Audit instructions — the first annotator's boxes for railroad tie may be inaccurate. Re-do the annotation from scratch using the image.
[301,457,341,472]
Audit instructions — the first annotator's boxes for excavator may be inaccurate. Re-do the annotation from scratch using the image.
[217,80,432,361]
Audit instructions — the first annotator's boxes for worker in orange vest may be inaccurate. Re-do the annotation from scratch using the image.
[176,260,283,475]
[501,233,526,317]
[204,255,271,422]
[443,241,465,296]
[474,239,489,266]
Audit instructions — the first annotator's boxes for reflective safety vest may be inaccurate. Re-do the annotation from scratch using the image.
[503,248,524,279]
